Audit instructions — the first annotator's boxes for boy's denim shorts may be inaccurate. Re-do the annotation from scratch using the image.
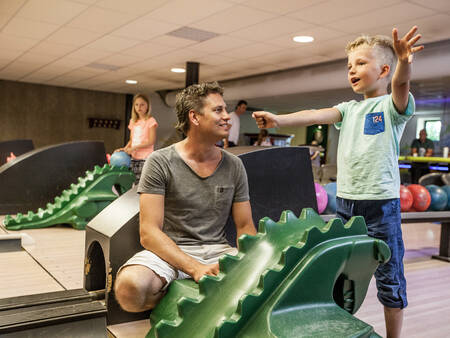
[336,197,407,309]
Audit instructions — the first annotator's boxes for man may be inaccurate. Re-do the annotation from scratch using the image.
[410,129,434,183]
[224,100,247,147]
[411,129,434,157]
[114,82,256,312]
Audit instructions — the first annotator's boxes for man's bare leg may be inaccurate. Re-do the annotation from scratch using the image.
[114,265,166,312]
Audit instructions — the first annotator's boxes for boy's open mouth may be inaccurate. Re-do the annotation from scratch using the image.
[351,77,360,84]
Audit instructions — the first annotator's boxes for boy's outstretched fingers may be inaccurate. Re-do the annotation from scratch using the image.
[392,26,424,64]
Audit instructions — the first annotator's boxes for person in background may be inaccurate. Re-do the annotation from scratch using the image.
[411,129,434,157]
[309,140,322,181]
[114,94,158,184]
[410,128,434,183]
[253,26,424,338]
[224,100,247,148]
[253,129,272,146]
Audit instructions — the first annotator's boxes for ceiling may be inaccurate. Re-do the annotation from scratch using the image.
[1,0,450,97]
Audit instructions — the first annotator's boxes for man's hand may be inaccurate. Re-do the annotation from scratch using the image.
[252,111,278,129]
[191,262,219,282]
[392,26,424,64]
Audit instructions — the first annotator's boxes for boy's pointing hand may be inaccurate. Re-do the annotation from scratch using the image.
[252,111,278,129]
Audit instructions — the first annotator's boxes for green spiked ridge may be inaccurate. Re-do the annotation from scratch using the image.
[147,209,390,338]
[4,164,134,230]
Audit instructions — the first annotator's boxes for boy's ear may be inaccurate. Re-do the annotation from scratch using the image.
[380,64,391,79]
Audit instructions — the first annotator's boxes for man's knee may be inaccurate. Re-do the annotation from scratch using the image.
[114,265,165,312]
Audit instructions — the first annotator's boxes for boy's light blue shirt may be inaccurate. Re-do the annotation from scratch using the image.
[334,93,414,200]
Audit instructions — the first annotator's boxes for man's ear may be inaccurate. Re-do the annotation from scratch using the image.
[189,110,199,126]
[380,64,390,79]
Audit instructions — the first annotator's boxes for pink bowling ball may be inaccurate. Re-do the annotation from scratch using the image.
[314,183,328,214]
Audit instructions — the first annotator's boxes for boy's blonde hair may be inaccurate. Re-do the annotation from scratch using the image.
[346,35,396,80]
[131,94,151,122]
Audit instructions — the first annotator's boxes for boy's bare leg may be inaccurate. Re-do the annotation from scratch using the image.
[384,306,403,338]
[114,265,167,312]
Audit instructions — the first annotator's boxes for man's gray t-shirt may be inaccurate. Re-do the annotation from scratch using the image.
[138,144,249,245]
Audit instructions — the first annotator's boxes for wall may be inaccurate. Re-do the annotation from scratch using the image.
[0,80,126,153]
[0,80,178,154]
[148,92,180,150]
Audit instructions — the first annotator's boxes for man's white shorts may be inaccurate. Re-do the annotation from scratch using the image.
[118,243,238,286]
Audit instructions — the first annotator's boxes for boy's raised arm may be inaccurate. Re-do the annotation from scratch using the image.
[252,107,341,129]
[391,26,424,113]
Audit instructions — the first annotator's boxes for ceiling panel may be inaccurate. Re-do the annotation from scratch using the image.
[220,42,285,60]
[190,5,275,34]
[326,3,437,34]
[2,17,59,39]
[0,14,10,28]
[242,0,321,15]
[95,0,169,15]
[28,41,78,57]
[16,0,88,25]
[0,60,46,79]
[67,7,137,34]
[86,35,142,53]
[142,0,233,26]
[97,53,145,68]
[0,33,38,51]
[110,17,176,41]
[193,35,250,54]
[0,0,27,17]
[409,0,450,12]
[46,27,103,46]
[66,47,111,62]
[287,0,402,24]
[227,17,312,42]
[267,26,346,48]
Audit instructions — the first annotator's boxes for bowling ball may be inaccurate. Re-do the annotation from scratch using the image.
[407,184,431,212]
[441,185,450,210]
[314,183,328,214]
[324,182,337,214]
[110,151,131,168]
[425,185,448,211]
[399,185,413,212]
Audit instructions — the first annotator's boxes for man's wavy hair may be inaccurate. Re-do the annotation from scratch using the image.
[175,81,224,135]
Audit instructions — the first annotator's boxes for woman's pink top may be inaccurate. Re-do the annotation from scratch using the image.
[129,117,158,160]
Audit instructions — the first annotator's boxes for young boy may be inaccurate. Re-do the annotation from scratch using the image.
[253,26,423,338]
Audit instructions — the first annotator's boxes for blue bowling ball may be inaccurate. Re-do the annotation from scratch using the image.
[324,182,337,214]
[442,185,450,210]
[110,151,131,168]
[425,184,448,211]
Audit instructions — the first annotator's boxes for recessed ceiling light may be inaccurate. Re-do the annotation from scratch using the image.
[171,68,186,73]
[125,79,137,84]
[293,36,314,43]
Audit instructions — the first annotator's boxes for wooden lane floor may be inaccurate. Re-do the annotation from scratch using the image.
[1,215,448,337]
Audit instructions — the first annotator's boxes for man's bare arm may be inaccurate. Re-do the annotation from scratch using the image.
[139,193,219,282]
[231,200,257,248]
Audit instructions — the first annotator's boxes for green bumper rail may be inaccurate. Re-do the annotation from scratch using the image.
[4,164,134,230]
[147,209,390,338]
